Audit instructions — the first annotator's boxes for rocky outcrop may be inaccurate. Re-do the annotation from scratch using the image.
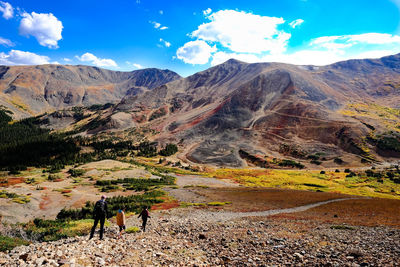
[0,65,180,118]
[1,208,399,266]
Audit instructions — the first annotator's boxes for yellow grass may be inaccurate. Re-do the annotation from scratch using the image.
[340,102,400,132]
[205,168,400,199]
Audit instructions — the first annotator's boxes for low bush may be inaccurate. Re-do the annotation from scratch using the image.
[0,235,29,252]
[334,158,344,164]
[159,144,178,157]
[207,201,232,206]
[68,168,85,177]
[57,190,165,221]
[126,227,140,233]
[277,159,304,169]
[310,160,322,165]
[330,225,355,230]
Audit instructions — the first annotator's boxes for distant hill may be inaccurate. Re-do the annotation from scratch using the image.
[0,65,180,118]
[2,54,400,167]
[114,54,400,166]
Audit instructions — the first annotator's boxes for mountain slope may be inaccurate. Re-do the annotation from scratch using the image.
[0,65,180,118]
[114,54,400,166]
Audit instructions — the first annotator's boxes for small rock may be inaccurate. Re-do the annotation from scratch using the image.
[198,234,206,240]
[294,253,304,261]
[19,253,29,261]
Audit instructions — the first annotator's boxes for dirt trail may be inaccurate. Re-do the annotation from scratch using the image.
[157,198,359,223]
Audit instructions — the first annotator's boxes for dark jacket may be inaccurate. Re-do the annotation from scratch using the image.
[93,199,108,218]
[138,209,150,220]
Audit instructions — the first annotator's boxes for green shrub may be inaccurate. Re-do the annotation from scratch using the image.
[126,227,140,233]
[277,159,304,169]
[159,144,178,157]
[330,225,354,230]
[68,168,85,177]
[0,235,29,252]
[57,191,165,221]
[376,135,400,152]
[48,174,62,181]
[207,201,232,206]
[310,160,322,165]
[334,158,344,164]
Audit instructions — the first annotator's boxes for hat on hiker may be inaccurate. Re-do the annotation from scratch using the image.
[101,195,107,199]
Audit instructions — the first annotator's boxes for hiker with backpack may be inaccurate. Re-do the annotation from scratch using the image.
[89,195,108,240]
[138,206,151,232]
[116,208,126,239]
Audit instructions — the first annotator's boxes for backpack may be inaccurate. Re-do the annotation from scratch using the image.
[94,200,106,215]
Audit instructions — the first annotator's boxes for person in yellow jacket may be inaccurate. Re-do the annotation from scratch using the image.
[116,208,126,238]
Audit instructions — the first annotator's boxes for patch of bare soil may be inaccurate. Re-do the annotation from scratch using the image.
[0,177,25,187]
[271,198,400,228]
[77,159,133,170]
[169,186,356,212]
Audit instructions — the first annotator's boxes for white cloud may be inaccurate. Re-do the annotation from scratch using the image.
[151,21,161,29]
[159,38,171,47]
[289,19,304,28]
[63,58,71,62]
[126,61,144,69]
[0,50,50,65]
[0,1,13,19]
[192,10,289,54]
[311,33,400,48]
[210,51,260,66]
[177,9,400,67]
[19,12,63,49]
[159,10,163,15]
[203,8,212,16]
[0,36,14,47]
[150,21,168,30]
[176,40,216,64]
[76,52,118,67]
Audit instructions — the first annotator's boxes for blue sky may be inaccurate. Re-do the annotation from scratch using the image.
[0,0,400,76]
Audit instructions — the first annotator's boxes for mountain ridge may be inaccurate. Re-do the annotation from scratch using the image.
[2,54,400,167]
[0,64,181,118]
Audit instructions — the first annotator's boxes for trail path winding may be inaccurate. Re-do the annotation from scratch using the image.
[151,198,359,223]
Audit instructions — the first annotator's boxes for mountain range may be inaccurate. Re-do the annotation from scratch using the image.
[1,54,400,167]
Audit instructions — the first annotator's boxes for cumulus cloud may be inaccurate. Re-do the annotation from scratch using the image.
[210,51,260,66]
[159,38,171,47]
[177,9,400,67]
[289,19,304,28]
[19,12,63,49]
[63,58,71,62]
[0,37,14,47]
[0,50,50,65]
[0,1,13,19]
[176,40,216,64]
[203,8,212,16]
[191,10,289,54]
[150,21,168,30]
[76,52,118,67]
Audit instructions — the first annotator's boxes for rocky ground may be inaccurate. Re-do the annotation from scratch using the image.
[1,206,399,266]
